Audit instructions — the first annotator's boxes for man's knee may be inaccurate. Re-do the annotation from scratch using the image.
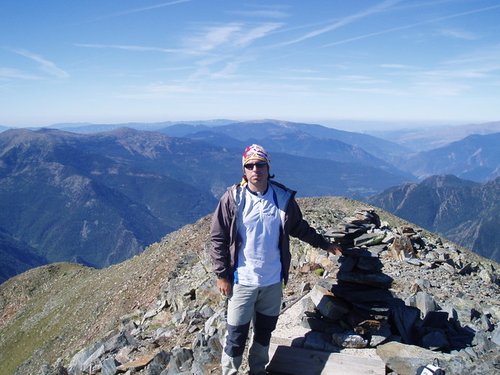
[253,312,279,346]
[224,321,251,357]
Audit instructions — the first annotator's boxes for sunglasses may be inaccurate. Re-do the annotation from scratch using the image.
[244,162,267,170]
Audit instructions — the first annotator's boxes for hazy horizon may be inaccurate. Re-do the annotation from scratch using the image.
[2,1,500,128]
[2,117,499,133]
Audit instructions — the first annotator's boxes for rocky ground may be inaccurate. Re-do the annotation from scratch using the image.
[1,197,498,375]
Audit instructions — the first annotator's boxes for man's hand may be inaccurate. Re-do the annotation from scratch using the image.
[327,243,343,256]
[217,277,232,296]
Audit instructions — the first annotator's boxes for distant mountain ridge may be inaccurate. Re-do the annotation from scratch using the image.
[396,133,500,182]
[0,126,413,283]
[367,175,500,262]
[0,128,221,280]
[368,121,500,151]
[0,227,48,283]
[1,119,499,283]
[158,119,411,167]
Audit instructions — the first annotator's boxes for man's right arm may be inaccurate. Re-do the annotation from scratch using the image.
[209,193,233,282]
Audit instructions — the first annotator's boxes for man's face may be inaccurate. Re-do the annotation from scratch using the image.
[243,160,269,186]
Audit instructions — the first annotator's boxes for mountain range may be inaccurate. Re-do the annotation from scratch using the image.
[1,119,499,283]
[368,175,500,262]
[394,133,500,182]
[0,128,223,282]
[369,121,500,151]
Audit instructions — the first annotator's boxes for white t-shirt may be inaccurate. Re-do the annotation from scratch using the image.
[235,186,282,286]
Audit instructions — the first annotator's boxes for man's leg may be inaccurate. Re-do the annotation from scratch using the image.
[248,282,282,374]
[222,284,258,375]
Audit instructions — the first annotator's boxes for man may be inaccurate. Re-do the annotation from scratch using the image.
[210,144,342,375]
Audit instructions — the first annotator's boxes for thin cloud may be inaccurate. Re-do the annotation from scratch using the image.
[278,0,401,47]
[380,64,417,70]
[231,10,289,19]
[336,75,387,85]
[75,43,185,54]
[187,23,242,52]
[13,49,69,78]
[339,87,407,96]
[279,75,331,82]
[421,67,492,79]
[135,82,196,95]
[235,23,283,47]
[414,81,470,96]
[322,3,500,48]
[0,67,41,80]
[185,22,282,52]
[210,62,239,79]
[439,28,478,41]
[110,0,190,17]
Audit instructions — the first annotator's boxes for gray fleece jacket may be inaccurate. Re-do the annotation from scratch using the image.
[209,180,330,285]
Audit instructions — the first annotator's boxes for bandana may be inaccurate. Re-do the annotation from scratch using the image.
[241,144,271,167]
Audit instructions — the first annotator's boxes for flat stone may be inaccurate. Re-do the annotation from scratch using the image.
[301,316,345,334]
[422,311,449,329]
[421,330,450,351]
[415,291,438,318]
[331,331,368,348]
[354,232,386,247]
[332,283,394,303]
[101,358,117,375]
[309,284,350,320]
[337,271,393,289]
[356,255,384,271]
[388,236,415,260]
[376,341,466,375]
[116,354,155,372]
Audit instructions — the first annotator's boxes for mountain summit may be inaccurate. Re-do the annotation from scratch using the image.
[0,197,498,374]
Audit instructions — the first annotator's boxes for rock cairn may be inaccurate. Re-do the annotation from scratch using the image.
[292,209,500,374]
[38,209,499,375]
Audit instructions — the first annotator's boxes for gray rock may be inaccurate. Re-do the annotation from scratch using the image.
[146,351,171,375]
[421,330,449,351]
[331,331,368,348]
[103,331,132,353]
[309,284,350,320]
[356,255,384,272]
[492,326,500,346]
[415,291,438,318]
[388,235,415,260]
[67,341,105,375]
[163,347,194,374]
[472,330,498,353]
[366,321,392,347]
[354,232,386,247]
[376,341,466,375]
[101,358,117,375]
[37,359,68,375]
[332,283,394,303]
[303,331,339,352]
[301,315,345,334]
[337,270,393,289]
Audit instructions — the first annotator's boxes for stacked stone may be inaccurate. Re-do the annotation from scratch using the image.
[295,209,499,375]
[299,210,395,350]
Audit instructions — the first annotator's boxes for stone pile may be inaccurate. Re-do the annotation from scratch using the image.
[38,209,499,375]
[288,209,500,374]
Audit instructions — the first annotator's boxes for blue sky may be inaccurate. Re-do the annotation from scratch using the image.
[1,0,500,129]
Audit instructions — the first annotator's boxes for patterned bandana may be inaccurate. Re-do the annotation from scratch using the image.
[241,144,271,167]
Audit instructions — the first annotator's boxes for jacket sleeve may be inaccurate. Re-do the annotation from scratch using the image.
[287,198,330,250]
[209,192,233,280]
